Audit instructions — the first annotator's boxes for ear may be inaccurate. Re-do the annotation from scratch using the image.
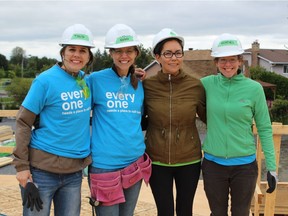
[155,54,161,62]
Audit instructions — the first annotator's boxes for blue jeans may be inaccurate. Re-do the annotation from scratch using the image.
[21,167,83,216]
[88,166,142,216]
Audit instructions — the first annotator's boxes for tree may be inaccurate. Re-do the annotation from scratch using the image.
[135,44,154,69]
[5,78,33,106]
[250,66,288,99]
[10,46,26,66]
[0,54,8,71]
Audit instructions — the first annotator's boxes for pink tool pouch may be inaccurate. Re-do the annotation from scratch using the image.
[121,163,142,189]
[89,171,125,206]
[137,153,152,185]
[121,153,152,189]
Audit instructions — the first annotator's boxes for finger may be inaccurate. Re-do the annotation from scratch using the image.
[30,199,34,211]
[27,196,31,209]
[22,192,28,206]
[35,198,43,211]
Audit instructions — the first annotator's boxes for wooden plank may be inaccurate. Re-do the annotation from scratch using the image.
[251,183,288,215]
[0,157,13,167]
[252,123,288,215]
[0,146,14,154]
[253,124,288,135]
[0,110,18,117]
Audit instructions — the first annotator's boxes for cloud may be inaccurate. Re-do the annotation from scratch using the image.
[0,0,288,60]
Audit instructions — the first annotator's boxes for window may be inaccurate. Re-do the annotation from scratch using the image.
[284,65,288,74]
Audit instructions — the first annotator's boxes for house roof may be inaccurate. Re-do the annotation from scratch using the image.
[184,49,213,60]
[144,49,217,79]
[255,80,276,89]
[245,48,288,63]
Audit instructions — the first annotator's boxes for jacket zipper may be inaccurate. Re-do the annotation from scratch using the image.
[225,79,231,159]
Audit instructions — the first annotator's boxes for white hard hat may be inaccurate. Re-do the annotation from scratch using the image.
[152,28,184,57]
[59,24,95,48]
[104,24,140,49]
[211,33,244,57]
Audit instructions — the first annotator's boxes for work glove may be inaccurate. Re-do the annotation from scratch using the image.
[266,171,278,193]
[22,181,43,211]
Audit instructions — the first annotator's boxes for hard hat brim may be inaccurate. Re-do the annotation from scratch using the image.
[211,50,244,58]
[104,41,140,49]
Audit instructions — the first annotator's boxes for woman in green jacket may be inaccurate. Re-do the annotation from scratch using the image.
[200,33,278,216]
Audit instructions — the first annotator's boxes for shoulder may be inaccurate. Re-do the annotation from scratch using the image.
[89,68,112,79]
[243,77,263,90]
[200,74,218,86]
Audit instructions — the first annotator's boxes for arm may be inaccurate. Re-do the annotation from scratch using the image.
[196,83,207,124]
[13,106,37,187]
[253,86,278,193]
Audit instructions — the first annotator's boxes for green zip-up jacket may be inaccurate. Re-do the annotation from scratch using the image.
[143,70,206,165]
[201,73,276,171]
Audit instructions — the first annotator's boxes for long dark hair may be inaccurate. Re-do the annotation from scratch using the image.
[59,46,94,73]
[153,38,184,56]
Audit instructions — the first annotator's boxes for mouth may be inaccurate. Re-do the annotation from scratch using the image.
[119,60,129,64]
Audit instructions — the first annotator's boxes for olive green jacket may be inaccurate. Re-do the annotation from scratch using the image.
[143,70,206,165]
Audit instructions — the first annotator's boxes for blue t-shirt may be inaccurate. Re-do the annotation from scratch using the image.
[22,64,91,158]
[88,68,145,169]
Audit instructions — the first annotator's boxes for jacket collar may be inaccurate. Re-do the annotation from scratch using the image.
[218,70,245,82]
[157,69,186,83]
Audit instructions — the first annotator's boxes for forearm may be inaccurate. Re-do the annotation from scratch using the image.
[13,106,36,172]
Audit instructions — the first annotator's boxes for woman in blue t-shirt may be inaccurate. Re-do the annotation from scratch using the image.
[13,24,94,216]
[88,24,150,216]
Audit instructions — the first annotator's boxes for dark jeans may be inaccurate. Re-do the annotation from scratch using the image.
[149,162,201,216]
[202,158,258,216]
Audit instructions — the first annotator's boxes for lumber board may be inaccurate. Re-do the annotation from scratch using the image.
[0,156,13,167]
[251,182,288,214]
[0,146,14,154]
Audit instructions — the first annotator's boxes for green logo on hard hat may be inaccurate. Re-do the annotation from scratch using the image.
[71,34,89,41]
[169,31,177,36]
[116,35,134,44]
[218,40,238,47]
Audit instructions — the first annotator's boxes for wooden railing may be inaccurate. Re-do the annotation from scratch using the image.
[0,110,18,154]
[252,122,288,215]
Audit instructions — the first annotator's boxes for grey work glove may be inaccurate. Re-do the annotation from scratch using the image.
[266,171,278,193]
[22,182,43,211]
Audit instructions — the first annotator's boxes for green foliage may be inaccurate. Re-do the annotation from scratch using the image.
[92,49,113,72]
[270,99,288,124]
[7,70,16,79]
[250,66,288,99]
[0,53,8,70]
[0,69,5,79]
[135,44,154,69]
[5,77,33,106]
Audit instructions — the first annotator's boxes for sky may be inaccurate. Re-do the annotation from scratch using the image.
[0,0,288,61]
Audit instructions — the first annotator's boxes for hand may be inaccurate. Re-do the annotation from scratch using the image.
[22,181,43,211]
[16,170,33,188]
[266,171,278,193]
[134,67,146,80]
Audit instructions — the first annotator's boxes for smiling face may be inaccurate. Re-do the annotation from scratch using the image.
[110,46,138,76]
[61,45,90,73]
[215,55,243,78]
[155,39,183,76]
